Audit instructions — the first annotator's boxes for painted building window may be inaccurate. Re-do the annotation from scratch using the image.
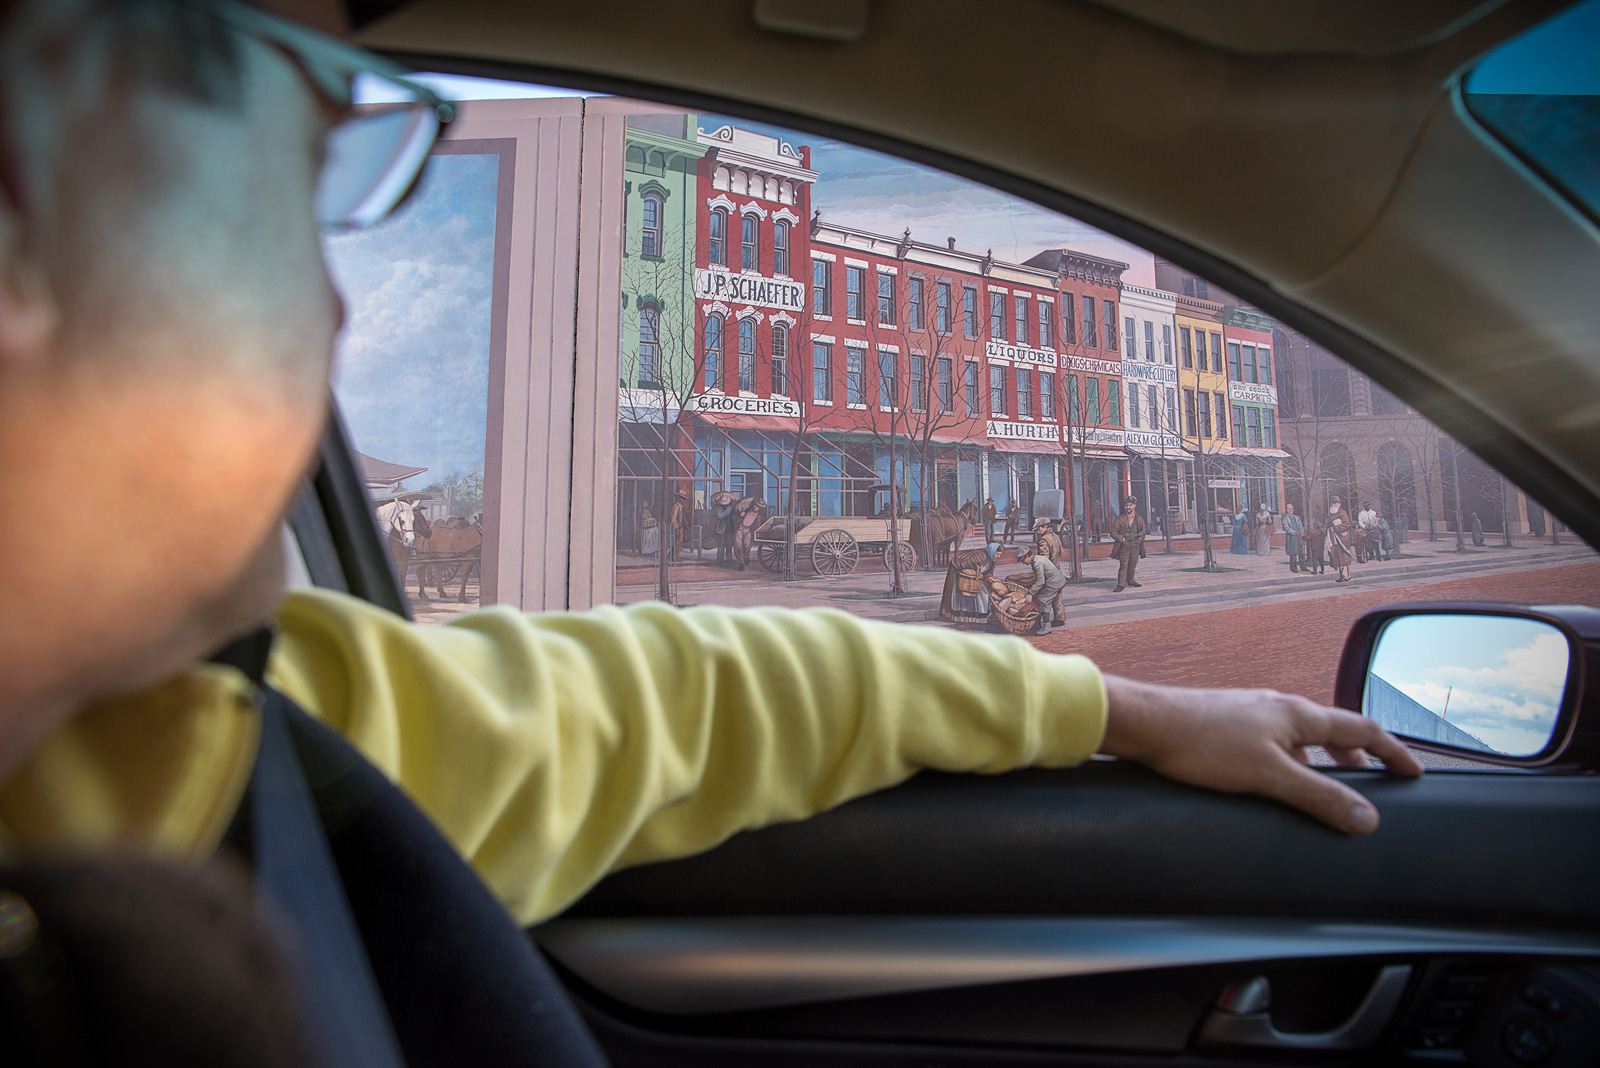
[738,318,756,391]
[1214,392,1228,438]
[1210,333,1223,374]
[1242,343,1258,384]
[1196,330,1210,371]
[812,342,832,402]
[989,290,1006,340]
[1038,301,1052,348]
[1124,316,1136,357]
[910,354,926,412]
[1181,327,1193,368]
[846,266,865,320]
[937,357,953,411]
[1014,295,1028,346]
[1144,321,1155,362]
[1148,385,1160,429]
[1162,324,1173,364]
[1232,403,1247,446]
[908,277,924,329]
[1040,371,1055,419]
[741,214,758,270]
[1081,295,1097,347]
[1104,301,1117,351]
[812,259,831,315]
[1247,406,1263,447]
[1061,294,1076,344]
[1166,388,1177,428]
[1198,390,1212,438]
[963,287,978,338]
[1258,346,1273,386]
[1184,388,1197,436]
[878,272,896,326]
[1085,377,1101,424]
[709,208,728,266]
[1228,341,1243,382]
[772,324,789,394]
[1066,373,1080,424]
[640,193,662,257]
[704,313,724,390]
[1128,382,1141,428]
[1108,380,1122,426]
[936,281,951,333]
[989,364,1006,415]
[878,349,897,409]
[638,301,660,381]
[964,361,979,413]
[1264,408,1277,447]
[1017,366,1032,417]
[773,220,790,275]
[846,347,864,404]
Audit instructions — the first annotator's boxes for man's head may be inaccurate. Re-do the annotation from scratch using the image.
[0,0,354,773]
[1122,496,1137,514]
[1286,504,1295,514]
[1015,546,1034,564]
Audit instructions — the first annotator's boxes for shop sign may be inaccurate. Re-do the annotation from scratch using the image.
[1064,354,1122,376]
[1072,427,1126,448]
[986,419,1061,442]
[1125,429,1185,451]
[688,392,802,419]
[985,341,1057,367]
[695,267,805,312]
[1208,478,1243,489]
[1122,362,1178,385]
[1229,381,1278,405]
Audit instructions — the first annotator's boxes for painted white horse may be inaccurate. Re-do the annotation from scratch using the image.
[375,498,417,547]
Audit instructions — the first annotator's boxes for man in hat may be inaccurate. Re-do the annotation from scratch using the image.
[1110,496,1146,593]
[983,496,998,542]
[669,489,691,561]
[1033,518,1066,625]
[712,491,738,565]
[1016,544,1067,637]
[1003,499,1020,543]
[1326,496,1354,582]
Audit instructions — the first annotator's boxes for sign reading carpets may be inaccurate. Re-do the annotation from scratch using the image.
[695,267,805,311]
[985,340,1057,368]
[986,419,1061,442]
[1229,382,1278,405]
[689,392,802,419]
[1121,361,1178,385]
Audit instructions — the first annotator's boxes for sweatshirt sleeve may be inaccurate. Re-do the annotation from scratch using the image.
[267,590,1106,926]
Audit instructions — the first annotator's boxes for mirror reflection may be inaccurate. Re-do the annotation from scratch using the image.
[1364,615,1569,757]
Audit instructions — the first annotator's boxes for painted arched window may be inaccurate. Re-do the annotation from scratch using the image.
[640,194,662,257]
[741,214,759,271]
[704,314,724,390]
[771,324,789,394]
[709,209,728,266]
[638,302,660,381]
[738,318,757,392]
[773,220,790,275]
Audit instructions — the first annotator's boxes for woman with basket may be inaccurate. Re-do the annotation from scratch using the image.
[939,541,1001,626]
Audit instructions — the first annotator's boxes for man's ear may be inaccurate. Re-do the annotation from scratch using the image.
[0,212,59,366]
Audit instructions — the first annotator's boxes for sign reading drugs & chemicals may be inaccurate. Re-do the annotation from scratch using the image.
[695,267,805,311]
[688,392,802,419]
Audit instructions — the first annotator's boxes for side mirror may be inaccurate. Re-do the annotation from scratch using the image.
[1335,604,1600,768]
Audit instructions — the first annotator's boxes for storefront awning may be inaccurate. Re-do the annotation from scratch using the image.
[1205,446,1291,459]
[1126,445,1195,460]
[990,438,1065,455]
[692,411,798,432]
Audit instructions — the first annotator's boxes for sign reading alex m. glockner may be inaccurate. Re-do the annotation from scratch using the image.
[695,268,805,312]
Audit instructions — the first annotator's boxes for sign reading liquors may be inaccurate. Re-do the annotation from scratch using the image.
[1064,355,1122,376]
[1121,362,1178,385]
[695,268,805,312]
[986,419,1061,442]
[985,341,1057,368]
[1229,382,1278,405]
[688,392,802,419]
[1125,430,1186,452]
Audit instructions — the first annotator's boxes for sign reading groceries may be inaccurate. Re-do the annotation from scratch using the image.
[689,392,802,419]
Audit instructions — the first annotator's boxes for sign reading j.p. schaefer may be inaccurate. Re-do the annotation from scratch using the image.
[695,268,805,312]
[689,392,802,419]
[987,419,1061,442]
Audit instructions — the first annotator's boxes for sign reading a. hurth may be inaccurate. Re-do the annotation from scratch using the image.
[695,268,805,311]
[986,419,1060,442]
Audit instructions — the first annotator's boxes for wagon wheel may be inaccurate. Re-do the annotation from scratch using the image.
[810,529,859,576]
[883,541,917,572]
[756,543,784,573]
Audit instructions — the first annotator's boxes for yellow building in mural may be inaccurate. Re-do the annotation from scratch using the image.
[1173,295,1230,531]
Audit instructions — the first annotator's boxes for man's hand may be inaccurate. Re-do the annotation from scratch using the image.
[1098,675,1424,834]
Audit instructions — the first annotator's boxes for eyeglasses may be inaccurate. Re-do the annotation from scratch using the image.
[195,0,456,229]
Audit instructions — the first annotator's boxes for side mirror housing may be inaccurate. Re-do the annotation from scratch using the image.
[1334,603,1600,769]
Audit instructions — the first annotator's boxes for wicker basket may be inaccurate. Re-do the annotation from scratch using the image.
[956,569,985,596]
[993,578,1040,635]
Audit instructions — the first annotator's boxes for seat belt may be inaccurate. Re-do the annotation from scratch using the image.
[251,687,409,1068]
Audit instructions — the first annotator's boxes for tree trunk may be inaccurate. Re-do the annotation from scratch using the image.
[657,419,673,604]
[785,426,803,580]
[1160,457,1173,553]
[1451,444,1466,552]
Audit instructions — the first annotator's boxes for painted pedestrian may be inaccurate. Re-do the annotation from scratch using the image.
[638,503,660,558]
[669,490,690,561]
[1016,544,1067,637]
[733,497,766,571]
[983,497,998,542]
[1253,503,1273,556]
[1282,503,1305,572]
[940,541,1000,626]
[1110,495,1147,593]
[1306,517,1327,575]
[711,490,738,565]
[1033,518,1066,624]
[1229,507,1251,555]
[1003,500,1020,543]
[1379,514,1395,560]
[1471,511,1485,547]
[1326,496,1354,582]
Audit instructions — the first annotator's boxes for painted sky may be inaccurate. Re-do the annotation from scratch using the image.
[324,152,497,489]
[1371,615,1568,755]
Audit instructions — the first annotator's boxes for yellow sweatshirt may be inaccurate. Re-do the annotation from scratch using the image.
[0,589,1107,926]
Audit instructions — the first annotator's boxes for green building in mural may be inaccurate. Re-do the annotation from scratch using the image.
[620,113,706,393]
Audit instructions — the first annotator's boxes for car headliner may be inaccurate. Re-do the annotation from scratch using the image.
[354,0,1600,542]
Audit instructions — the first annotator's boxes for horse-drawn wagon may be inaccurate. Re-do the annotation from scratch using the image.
[750,485,916,576]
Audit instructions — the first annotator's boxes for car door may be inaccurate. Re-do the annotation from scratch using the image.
[295,9,1600,1064]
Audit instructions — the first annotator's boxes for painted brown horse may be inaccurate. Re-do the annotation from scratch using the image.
[914,498,978,568]
[412,511,483,603]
